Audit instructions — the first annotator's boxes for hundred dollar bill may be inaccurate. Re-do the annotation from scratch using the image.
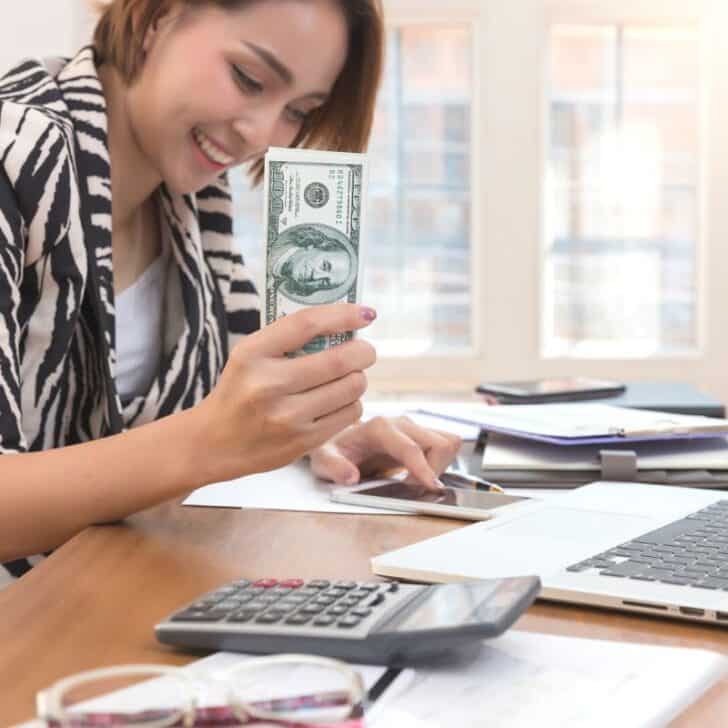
[262,146,369,356]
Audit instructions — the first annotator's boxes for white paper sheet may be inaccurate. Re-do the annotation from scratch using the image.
[367,631,726,728]
[362,401,481,441]
[183,460,401,514]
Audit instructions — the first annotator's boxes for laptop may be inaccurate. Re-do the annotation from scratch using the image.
[371,481,728,625]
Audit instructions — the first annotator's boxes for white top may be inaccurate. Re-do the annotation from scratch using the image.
[115,253,167,402]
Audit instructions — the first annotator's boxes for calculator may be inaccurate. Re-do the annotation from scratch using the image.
[155,576,541,665]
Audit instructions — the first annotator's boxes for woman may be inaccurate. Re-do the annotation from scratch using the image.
[0,0,461,582]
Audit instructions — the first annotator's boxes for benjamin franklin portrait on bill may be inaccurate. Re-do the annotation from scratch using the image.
[268,223,359,305]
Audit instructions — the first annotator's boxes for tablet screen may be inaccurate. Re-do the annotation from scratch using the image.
[355,482,525,510]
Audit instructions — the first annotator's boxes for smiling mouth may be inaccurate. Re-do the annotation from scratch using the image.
[192,127,235,167]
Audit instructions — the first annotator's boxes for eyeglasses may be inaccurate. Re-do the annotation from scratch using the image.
[37,654,366,727]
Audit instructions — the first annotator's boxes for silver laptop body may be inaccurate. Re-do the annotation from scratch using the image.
[371,482,728,625]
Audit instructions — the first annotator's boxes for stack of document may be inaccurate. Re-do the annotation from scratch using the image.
[480,432,728,487]
[417,403,728,487]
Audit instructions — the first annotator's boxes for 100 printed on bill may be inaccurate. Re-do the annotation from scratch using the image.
[262,146,369,356]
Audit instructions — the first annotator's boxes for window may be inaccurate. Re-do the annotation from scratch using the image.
[544,24,701,358]
[229,22,475,357]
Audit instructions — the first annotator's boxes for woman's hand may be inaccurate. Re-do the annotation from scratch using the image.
[308,416,462,491]
[191,304,377,485]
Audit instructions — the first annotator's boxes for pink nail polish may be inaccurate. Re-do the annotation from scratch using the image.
[361,307,377,322]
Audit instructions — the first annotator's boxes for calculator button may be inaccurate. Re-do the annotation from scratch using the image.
[269,587,293,597]
[253,579,278,588]
[297,588,321,598]
[313,615,337,627]
[386,582,400,592]
[188,601,217,611]
[216,600,243,611]
[245,600,271,612]
[210,591,236,601]
[333,581,357,590]
[300,604,325,615]
[281,594,309,605]
[308,580,331,589]
[285,614,312,625]
[348,590,370,600]
[240,586,265,597]
[272,602,299,613]
[228,610,257,623]
[327,605,348,616]
[280,579,305,588]
[172,610,225,622]
[314,596,337,606]
[337,616,362,629]
[340,598,360,608]
[350,608,372,618]
[256,612,283,624]
[358,583,380,592]
[322,588,348,599]
[232,580,252,588]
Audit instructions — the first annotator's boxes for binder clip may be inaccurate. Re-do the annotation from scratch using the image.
[599,450,638,482]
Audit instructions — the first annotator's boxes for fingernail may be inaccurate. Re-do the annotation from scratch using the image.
[361,306,377,323]
[344,471,359,486]
[434,477,447,490]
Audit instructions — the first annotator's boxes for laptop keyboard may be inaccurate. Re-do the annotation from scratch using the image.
[567,500,728,590]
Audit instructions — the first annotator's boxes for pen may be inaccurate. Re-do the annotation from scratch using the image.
[440,471,505,494]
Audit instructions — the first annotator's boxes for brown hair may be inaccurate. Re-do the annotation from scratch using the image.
[93,0,384,183]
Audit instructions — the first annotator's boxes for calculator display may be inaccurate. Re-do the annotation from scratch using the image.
[396,582,502,631]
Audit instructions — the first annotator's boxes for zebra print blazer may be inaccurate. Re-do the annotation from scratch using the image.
[0,47,260,583]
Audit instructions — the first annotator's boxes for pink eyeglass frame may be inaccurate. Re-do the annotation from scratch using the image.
[37,654,366,728]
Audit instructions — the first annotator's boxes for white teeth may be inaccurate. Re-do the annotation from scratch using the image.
[193,128,234,166]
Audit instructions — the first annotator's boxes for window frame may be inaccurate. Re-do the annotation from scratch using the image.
[366,4,482,361]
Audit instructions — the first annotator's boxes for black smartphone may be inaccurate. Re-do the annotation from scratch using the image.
[475,377,626,403]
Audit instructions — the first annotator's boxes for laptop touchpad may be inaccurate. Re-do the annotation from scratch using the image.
[479,507,654,575]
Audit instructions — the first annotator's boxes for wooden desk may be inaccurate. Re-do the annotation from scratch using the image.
[1,500,727,725]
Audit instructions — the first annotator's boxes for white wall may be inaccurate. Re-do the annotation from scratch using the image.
[0,1,94,74]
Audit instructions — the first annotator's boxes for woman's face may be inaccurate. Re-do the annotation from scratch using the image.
[127,0,349,194]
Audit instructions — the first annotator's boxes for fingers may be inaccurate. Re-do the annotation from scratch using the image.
[287,370,368,422]
[395,417,462,476]
[281,339,377,394]
[363,418,445,490]
[308,443,361,486]
[247,304,377,358]
[306,401,364,452]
